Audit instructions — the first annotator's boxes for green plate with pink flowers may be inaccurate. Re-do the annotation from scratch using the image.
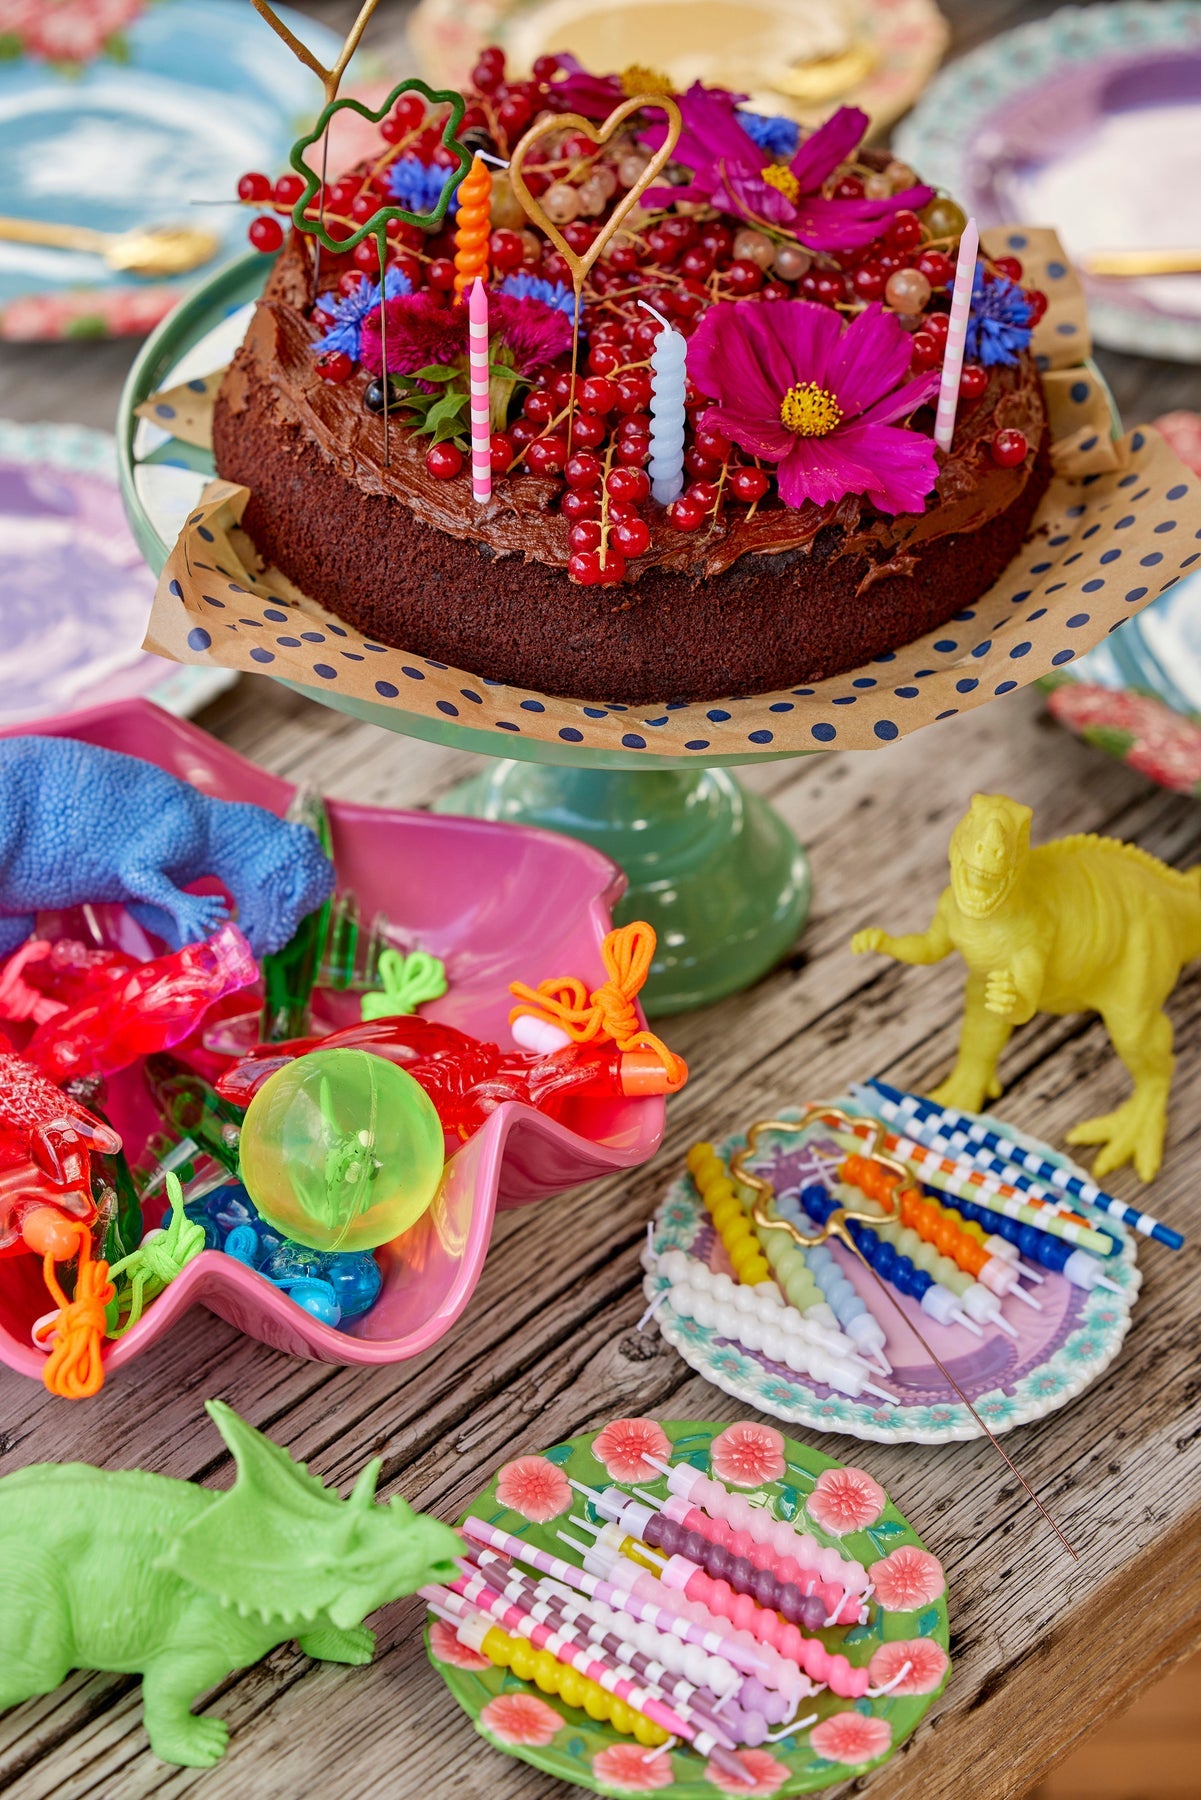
[425,1418,951,1797]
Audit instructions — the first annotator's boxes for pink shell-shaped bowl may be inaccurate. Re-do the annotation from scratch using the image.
[0,699,663,1380]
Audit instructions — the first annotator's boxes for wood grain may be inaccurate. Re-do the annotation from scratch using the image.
[2,3,1201,1796]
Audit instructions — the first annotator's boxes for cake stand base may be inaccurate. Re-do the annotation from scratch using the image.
[435,763,810,1016]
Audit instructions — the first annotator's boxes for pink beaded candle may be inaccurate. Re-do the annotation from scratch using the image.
[933,217,979,453]
[468,276,491,504]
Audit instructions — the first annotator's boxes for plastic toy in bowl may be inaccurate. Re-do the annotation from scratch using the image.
[238,1046,445,1252]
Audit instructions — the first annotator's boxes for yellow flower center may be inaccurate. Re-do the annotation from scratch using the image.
[620,64,673,97]
[761,163,800,203]
[780,381,844,437]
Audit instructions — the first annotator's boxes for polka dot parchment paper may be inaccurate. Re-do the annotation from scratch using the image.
[143,229,1201,758]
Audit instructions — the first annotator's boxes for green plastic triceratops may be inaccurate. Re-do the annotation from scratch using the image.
[0,1401,461,1767]
[851,793,1201,1181]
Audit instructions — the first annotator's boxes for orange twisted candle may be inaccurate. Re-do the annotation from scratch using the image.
[453,154,492,299]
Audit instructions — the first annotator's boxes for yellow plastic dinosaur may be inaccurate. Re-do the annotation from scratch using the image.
[850,793,1201,1182]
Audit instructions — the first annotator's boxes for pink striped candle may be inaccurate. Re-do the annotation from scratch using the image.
[468,275,491,503]
[933,217,979,453]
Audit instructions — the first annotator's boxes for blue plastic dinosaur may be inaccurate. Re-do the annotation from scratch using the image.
[0,739,334,959]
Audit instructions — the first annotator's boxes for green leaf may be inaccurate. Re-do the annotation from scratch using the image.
[916,1606,942,1635]
[410,364,461,383]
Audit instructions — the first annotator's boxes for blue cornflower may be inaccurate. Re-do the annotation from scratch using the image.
[315,266,411,360]
[738,109,801,159]
[965,267,1034,367]
[497,273,578,320]
[387,155,459,218]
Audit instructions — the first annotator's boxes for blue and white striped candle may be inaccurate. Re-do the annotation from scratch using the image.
[861,1079,1184,1252]
[933,217,979,454]
[468,276,491,504]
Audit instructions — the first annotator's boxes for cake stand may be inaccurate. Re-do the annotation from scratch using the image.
[119,253,810,1016]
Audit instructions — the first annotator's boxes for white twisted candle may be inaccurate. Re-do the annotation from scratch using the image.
[644,303,687,506]
[933,216,979,454]
[468,276,491,504]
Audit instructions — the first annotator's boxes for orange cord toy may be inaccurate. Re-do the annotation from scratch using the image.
[453,154,492,298]
[26,1208,113,1400]
[509,921,687,1088]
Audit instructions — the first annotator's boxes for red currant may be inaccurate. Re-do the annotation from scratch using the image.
[680,245,715,279]
[916,249,952,288]
[569,411,606,449]
[568,519,603,552]
[393,92,426,131]
[531,52,560,80]
[887,209,923,251]
[426,442,464,479]
[724,259,763,296]
[472,58,504,93]
[237,171,272,203]
[615,374,652,413]
[852,261,885,301]
[729,467,769,503]
[380,115,406,143]
[549,370,576,406]
[924,310,950,342]
[510,418,541,447]
[564,451,603,489]
[525,434,569,475]
[569,547,626,585]
[833,175,864,199]
[498,93,533,135]
[273,173,305,210]
[693,425,732,463]
[391,253,422,288]
[489,432,515,474]
[1025,288,1048,323]
[686,480,719,509]
[615,438,649,466]
[700,223,733,260]
[683,446,718,482]
[959,363,988,400]
[579,376,616,414]
[667,278,707,320]
[561,131,597,160]
[607,466,650,503]
[248,215,284,253]
[760,280,790,302]
[560,489,601,522]
[607,242,639,274]
[991,428,1028,467]
[353,239,382,272]
[327,178,358,213]
[587,343,623,377]
[993,254,1023,282]
[489,228,524,272]
[426,257,456,292]
[612,516,650,557]
[562,221,596,254]
[316,351,353,384]
[524,389,557,424]
[910,331,941,371]
[666,496,705,531]
[337,269,365,295]
[618,412,651,439]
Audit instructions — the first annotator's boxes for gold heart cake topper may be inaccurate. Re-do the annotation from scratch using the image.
[508,94,683,289]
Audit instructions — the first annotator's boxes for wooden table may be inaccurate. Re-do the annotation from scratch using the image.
[2,4,1200,1797]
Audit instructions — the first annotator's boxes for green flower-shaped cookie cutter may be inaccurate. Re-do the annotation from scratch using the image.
[287,80,474,257]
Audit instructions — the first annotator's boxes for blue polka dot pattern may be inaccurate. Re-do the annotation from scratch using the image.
[812,723,836,742]
[436,700,458,716]
[933,640,957,653]
[1066,613,1090,628]
[1051,649,1074,666]
[1070,380,1089,403]
[685,739,710,751]
[312,664,337,680]
[375,681,399,698]
[187,627,211,651]
[520,699,545,712]
[622,733,646,749]
[748,729,773,744]
[1010,641,1032,658]
[263,608,288,622]
[559,727,583,742]
[250,647,274,664]
[874,720,898,741]
[995,680,1017,695]
[401,666,425,680]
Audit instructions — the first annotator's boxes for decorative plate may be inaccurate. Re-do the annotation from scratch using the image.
[0,0,337,341]
[0,698,667,1384]
[642,1110,1141,1445]
[894,1,1201,361]
[428,1419,951,1797]
[0,418,232,722]
[410,0,949,134]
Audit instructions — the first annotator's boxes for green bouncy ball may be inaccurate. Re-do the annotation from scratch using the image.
[239,1048,444,1252]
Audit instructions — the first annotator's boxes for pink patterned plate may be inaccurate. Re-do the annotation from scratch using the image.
[643,1113,1141,1444]
[0,698,665,1381]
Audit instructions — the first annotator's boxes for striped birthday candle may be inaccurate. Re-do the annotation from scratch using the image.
[468,276,492,504]
[933,217,979,453]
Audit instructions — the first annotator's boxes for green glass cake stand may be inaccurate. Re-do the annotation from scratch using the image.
[119,254,811,1014]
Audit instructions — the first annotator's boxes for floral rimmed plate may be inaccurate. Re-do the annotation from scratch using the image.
[427,1419,951,1797]
[642,1109,1141,1446]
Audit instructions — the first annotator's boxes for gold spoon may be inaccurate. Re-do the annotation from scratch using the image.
[1082,247,1201,277]
[0,215,221,278]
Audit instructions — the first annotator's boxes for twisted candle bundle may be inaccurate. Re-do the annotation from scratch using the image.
[645,308,687,505]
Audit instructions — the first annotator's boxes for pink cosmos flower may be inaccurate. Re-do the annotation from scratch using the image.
[495,1453,572,1523]
[480,1690,563,1746]
[427,1616,490,1670]
[643,89,931,251]
[543,55,732,122]
[807,1465,886,1535]
[871,1544,946,1611]
[688,299,939,515]
[868,1637,949,1695]
[809,1710,892,1765]
[709,1421,785,1487]
[591,1744,675,1791]
[592,1417,671,1483]
[361,288,572,379]
[704,1746,791,1794]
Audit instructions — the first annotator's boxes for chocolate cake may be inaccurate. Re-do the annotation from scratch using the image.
[214,55,1051,706]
